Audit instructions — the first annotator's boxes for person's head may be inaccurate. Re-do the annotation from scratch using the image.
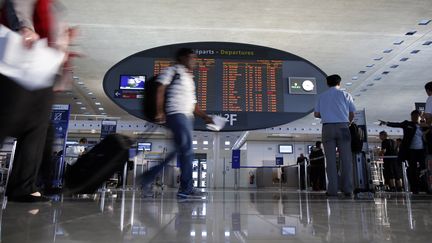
[396,138,402,145]
[411,110,421,123]
[425,81,432,96]
[79,137,87,144]
[315,141,322,148]
[300,153,304,158]
[175,48,196,70]
[326,74,341,87]
[379,131,388,141]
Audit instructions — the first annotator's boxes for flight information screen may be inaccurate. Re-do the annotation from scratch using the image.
[103,42,327,131]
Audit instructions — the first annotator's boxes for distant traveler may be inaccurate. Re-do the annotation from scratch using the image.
[154,48,213,199]
[380,110,426,194]
[314,74,356,197]
[297,153,308,190]
[379,131,402,191]
[309,141,326,191]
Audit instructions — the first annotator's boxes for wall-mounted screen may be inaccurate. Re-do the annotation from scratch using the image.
[278,144,293,154]
[281,226,296,236]
[119,75,146,90]
[138,142,152,151]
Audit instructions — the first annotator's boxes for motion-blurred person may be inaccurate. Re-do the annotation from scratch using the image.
[0,0,77,202]
[314,74,356,197]
[154,48,213,199]
[380,110,426,194]
[309,141,326,191]
[297,153,308,190]
[379,131,403,191]
[423,81,432,125]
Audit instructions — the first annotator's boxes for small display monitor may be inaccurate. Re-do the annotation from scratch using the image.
[278,144,293,154]
[281,226,296,236]
[119,75,146,90]
[138,142,152,151]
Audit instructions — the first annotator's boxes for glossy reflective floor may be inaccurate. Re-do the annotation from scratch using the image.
[1,189,432,243]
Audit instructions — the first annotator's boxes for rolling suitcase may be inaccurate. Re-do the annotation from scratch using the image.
[353,152,374,197]
[64,134,132,194]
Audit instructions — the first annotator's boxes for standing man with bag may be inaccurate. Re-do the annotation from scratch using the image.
[154,48,213,199]
[314,74,356,197]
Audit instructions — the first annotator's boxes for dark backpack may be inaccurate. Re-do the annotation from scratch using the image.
[142,72,178,122]
[349,123,364,153]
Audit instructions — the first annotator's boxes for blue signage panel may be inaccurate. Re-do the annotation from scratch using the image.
[232,149,240,169]
[276,157,284,166]
[100,120,117,140]
[51,104,70,139]
[103,42,327,131]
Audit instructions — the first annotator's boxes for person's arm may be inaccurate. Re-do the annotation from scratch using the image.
[349,112,355,122]
[11,0,40,47]
[347,93,356,122]
[154,84,167,124]
[381,121,405,128]
[194,104,213,124]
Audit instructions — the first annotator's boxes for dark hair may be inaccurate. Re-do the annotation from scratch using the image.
[175,48,194,62]
[326,74,341,87]
[315,141,322,147]
[425,81,432,92]
[79,137,87,144]
[411,110,421,116]
[379,131,387,136]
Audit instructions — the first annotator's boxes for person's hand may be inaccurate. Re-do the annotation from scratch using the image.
[19,27,40,48]
[154,112,166,124]
[204,115,214,124]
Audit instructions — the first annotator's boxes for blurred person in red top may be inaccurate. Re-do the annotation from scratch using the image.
[0,0,78,202]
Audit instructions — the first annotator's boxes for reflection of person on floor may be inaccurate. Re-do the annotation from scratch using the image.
[297,153,308,190]
[309,141,326,191]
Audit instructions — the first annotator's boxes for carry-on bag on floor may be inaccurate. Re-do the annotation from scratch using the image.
[64,134,132,194]
[353,152,374,195]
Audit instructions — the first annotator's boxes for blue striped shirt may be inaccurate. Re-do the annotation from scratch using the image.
[315,87,356,123]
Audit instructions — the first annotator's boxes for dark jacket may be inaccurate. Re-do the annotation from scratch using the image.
[387,120,424,161]
[309,147,325,167]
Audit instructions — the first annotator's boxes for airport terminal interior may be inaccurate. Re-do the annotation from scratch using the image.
[1,0,432,242]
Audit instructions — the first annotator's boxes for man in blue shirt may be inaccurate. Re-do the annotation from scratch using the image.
[314,74,356,197]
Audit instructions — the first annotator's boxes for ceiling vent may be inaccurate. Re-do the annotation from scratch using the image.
[393,40,404,45]
[411,50,420,54]
[419,19,431,25]
[366,83,374,87]
[400,57,409,62]
[405,31,417,35]
[382,71,390,75]
[383,49,393,53]
[359,70,366,74]
[374,77,382,81]
[423,41,432,45]
[374,57,383,61]
[366,64,375,68]
[390,65,399,68]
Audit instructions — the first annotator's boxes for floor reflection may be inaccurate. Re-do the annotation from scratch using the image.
[0,190,432,242]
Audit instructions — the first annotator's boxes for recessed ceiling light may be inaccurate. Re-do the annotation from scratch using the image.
[393,40,404,45]
[77,81,84,85]
[95,102,101,105]
[80,107,86,110]
[88,92,93,95]
[101,112,107,115]
[346,82,352,86]
[360,89,367,92]
[383,49,393,53]
[405,31,417,35]
[400,57,409,62]
[203,148,208,150]
[73,76,79,80]
[224,148,230,150]
[193,148,198,150]
[374,57,383,61]
[193,140,198,145]
[419,19,431,25]
[366,64,375,68]
[423,41,432,45]
[203,141,208,145]
[390,65,399,68]
[411,50,420,54]
[374,77,382,81]
[352,76,358,80]
[98,107,104,111]
[225,141,230,145]
[340,88,347,91]
[359,71,366,74]
[76,101,82,105]
[367,83,374,87]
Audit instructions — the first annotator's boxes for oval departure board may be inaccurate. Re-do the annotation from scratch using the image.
[103,42,327,131]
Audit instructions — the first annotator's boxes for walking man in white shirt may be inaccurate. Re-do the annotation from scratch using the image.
[314,74,356,197]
